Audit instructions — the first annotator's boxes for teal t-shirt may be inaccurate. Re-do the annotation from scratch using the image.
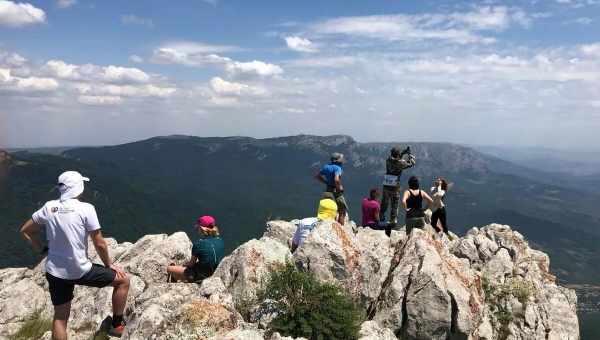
[191,235,224,275]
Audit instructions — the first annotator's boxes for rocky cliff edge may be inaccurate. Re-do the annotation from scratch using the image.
[0,221,579,340]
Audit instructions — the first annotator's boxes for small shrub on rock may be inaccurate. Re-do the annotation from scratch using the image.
[9,312,51,340]
[257,262,362,340]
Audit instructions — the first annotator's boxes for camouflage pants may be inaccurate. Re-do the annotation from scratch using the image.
[380,186,400,223]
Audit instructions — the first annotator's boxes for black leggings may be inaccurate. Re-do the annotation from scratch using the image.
[431,207,447,233]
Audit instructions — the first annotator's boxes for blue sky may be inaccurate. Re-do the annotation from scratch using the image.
[1,0,599,149]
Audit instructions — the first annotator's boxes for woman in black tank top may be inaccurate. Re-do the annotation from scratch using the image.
[402,176,433,233]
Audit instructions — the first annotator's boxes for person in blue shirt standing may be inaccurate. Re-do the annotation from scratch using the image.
[167,215,224,283]
[314,152,347,225]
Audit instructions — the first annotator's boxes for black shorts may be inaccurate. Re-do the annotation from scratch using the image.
[183,266,211,283]
[46,264,116,306]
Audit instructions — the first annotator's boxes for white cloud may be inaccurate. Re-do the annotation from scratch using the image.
[150,42,283,77]
[0,0,45,27]
[121,14,154,28]
[0,68,10,82]
[44,60,151,84]
[0,51,26,67]
[150,41,239,67]
[15,77,58,91]
[225,60,283,77]
[78,95,122,106]
[310,6,531,44]
[152,48,232,66]
[103,65,150,83]
[76,83,176,98]
[285,36,318,53]
[580,43,600,57]
[56,0,76,9]
[45,60,79,79]
[0,68,58,91]
[286,56,359,68]
[209,77,265,96]
[129,55,144,63]
[155,41,239,55]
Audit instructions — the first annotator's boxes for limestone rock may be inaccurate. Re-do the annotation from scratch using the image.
[214,237,292,301]
[0,222,580,340]
[263,220,296,248]
[293,221,394,307]
[359,320,397,340]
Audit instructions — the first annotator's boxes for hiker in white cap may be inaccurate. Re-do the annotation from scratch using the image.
[20,171,130,339]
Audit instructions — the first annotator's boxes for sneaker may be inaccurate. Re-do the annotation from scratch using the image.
[108,321,126,338]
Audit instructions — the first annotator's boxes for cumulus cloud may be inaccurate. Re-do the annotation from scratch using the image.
[0,51,27,67]
[44,60,151,84]
[225,60,283,77]
[209,77,266,96]
[121,14,154,28]
[56,0,76,9]
[285,36,318,53]
[0,0,46,27]
[0,68,58,92]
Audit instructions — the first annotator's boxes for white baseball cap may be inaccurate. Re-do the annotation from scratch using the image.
[58,171,90,201]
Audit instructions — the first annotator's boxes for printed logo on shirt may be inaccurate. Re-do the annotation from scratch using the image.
[52,207,76,214]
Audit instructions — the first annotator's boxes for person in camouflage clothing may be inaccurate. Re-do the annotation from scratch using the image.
[380,146,415,225]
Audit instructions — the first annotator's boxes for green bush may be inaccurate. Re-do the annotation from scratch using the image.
[9,312,52,340]
[258,262,362,340]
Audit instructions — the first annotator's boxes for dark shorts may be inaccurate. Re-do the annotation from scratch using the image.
[325,187,347,211]
[46,264,116,306]
[183,266,212,283]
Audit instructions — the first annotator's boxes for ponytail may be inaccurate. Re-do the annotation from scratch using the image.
[201,225,220,237]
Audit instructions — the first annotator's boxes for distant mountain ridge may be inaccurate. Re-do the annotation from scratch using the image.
[1,134,600,285]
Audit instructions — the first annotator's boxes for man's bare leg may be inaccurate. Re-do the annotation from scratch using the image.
[338,210,347,225]
[111,275,130,316]
[52,301,71,340]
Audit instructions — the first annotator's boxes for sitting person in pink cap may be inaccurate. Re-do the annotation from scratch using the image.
[167,215,224,283]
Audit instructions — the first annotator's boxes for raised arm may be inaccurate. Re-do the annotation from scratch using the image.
[400,154,416,170]
[20,219,44,253]
[432,187,445,200]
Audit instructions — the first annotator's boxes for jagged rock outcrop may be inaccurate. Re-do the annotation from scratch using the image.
[0,221,579,340]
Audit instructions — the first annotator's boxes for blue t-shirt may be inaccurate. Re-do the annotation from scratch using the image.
[320,163,343,187]
[191,235,225,275]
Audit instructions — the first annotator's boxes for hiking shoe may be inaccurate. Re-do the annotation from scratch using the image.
[108,322,126,338]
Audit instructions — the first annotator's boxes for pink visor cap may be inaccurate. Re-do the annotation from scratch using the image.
[197,215,216,229]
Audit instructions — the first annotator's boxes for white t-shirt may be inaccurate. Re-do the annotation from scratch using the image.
[292,217,320,248]
[430,187,446,211]
[32,199,101,280]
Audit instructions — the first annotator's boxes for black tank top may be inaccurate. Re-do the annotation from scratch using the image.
[407,190,423,210]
